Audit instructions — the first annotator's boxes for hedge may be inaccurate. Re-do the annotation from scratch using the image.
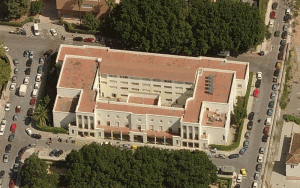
[35,124,68,134]
[210,72,253,151]
[216,177,232,188]
[0,16,33,27]
[283,114,300,125]
[59,20,100,35]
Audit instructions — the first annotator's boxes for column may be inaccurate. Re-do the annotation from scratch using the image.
[120,131,123,141]
[186,126,189,140]
[154,135,157,145]
[143,133,147,143]
[192,126,195,140]
[111,130,113,140]
[129,131,134,142]
[164,136,166,145]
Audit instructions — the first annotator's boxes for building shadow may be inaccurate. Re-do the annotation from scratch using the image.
[272,136,291,176]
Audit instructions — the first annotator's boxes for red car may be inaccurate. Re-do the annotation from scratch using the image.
[10,123,17,132]
[9,179,15,188]
[263,127,270,134]
[30,98,36,106]
[15,106,21,113]
[253,89,259,97]
[270,11,276,19]
[84,38,95,43]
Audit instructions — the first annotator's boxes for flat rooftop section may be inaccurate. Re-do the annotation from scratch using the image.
[202,111,226,128]
[57,45,248,81]
[96,102,184,117]
[58,57,98,113]
[183,71,233,123]
[54,96,78,113]
[128,96,158,105]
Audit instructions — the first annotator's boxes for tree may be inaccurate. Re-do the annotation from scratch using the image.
[74,0,84,25]
[33,103,49,126]
[20,153,59,188]
[4,0,30,19]
[30,1,43,16]
[0,41,6,58]
[0,59,11,88]
[83,13,100,30]
[106,0,115,17]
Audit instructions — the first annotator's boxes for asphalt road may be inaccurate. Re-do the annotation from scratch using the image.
[211,1,289,187]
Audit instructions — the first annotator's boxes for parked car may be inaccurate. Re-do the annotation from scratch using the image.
[228,154,239,159]
[240,168,247,176]
[278,52,284,60]
[24,77,29,84]
[269,20,274,28]
[44,49,53,56]
[267,109,273,116]
[73,37,83,41]
[13,59,19,66]
[5,144,12,153]
[0,170,5,177]
[270,92,276,99]
[36,74,42,82]
[263,127,270,134]
[1,119,7,128]
[8,133,15,142]
[281,39,287,46]
[257,72,262,80]
[283,24,288,32]
[279,45,285,52]
[25,117,32,125]
[29,51,34,59]
[257,154,264,163]
[258,51,265,56]
[27,143,36,148]
[248,112,255,120]
[5,103,10,111]
[9,179,15,188]
[50,28,58,36]
[247,121,253,130]
[273,76,277,82]
[272,2,278,10]
[25,128,32,135]
[284,14,292,22]
[49,149,57,157]
[15,106,21,113]
[84,38,95,42]
[239,147,247,155]
[55,150,64,157]
[282,31,287,39]
[26,59,32,67]
[243,140,250,148]
[286,8,291,14]
[10,83,16,90]
[256,164,262,172]
[12,76,17,83]
[245,132,250,139]
[23,50,29,57]
[269,101,275,108]
[274,30,280,37]
[25,68,31,75]
[237,174,243,183]
[270,11,276,19]
[14,68,19,74]
[39,57,45,64]
[10,123,17,132]
[3,154,8,163]
[255,80,261,88]
[274,69,280,76]
[13,163,19,173]
[37,65,43,73]
[259,147,265,154]
[272,84,278,90]
[27,108,34,116]
[262,134,269,142]
[31,134,42,139]
[254,172,260,180]
[30,98,36,106]
[34,82,40,89]
[18,147,27,156]
[12,115,18,121]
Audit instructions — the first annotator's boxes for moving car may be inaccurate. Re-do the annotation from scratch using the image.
[84,38,95,42]
[274,30,280,37]
[8,133,15,142]
[5,144,12,153]
[50,28,58,36]
[31,134,42,139]
[25,128,32,135]
[228,154,239,159]
[73,37,83,41]
[267,109,273,116]
[257,154,264,163]
[247,121,253,130]
[262,134,269,142]
[237,174,242,183]
[263,127,270,134]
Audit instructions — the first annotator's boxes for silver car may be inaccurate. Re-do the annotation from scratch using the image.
[270,92,276,99]
[3,154,8,163]
[283,24,288,32]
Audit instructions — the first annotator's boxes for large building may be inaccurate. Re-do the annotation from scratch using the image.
[286,133,300,180]
[53,44,249,149]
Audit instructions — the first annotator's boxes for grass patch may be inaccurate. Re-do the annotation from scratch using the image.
[210,72,253,151]
[283,114,300,125]
[212,177,232,188]
[280,50,292,109]
[259,0,270,19]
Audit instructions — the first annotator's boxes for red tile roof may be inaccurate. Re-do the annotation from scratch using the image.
[287,133,300,164]
[183,71,233,123]
[128,96,159,105]
[57,45,247,80]
[54,96,78,113]
[58,57,98,113]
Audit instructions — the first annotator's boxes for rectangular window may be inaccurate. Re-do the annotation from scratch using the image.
[165,91,172,94]
[159,126,163,131]
[142,78,150,81]
[138,125,141,129]
[186,88,193,91]
[120,75,128,78]
[115,122,119,127]
[137,118,141,122]
[237,84,243,88]
[153,79,160,82]
[142,83,150,86]
[84,116,88,119]
[131,77,139,80]
[164,80,172,83]
[107,121,110,126]
[150,125,154,130]
[176,92,183,95]
[109,74,117,78]
[121,87,128,90]
[120,81,128,84]
[121,94,128,97]
[176,81,183,84]
[164,86,172,89]
[98,120,100,125]
[154,90,161,93]
[110,86,117,89]
[175,87,183,89]
[132,82,139,85]
[81,4,93,8]
[185,82,193,85]
[101,81,107,84]
[132,88,139,91]
[142,89,150,92]
[153,85,161,87]
[101,74,107,78]
[166,99,172,101]
[169,128,172,132]
[109,80,117,83]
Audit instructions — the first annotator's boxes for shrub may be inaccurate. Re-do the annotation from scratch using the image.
[35,124,68,134]
[0,16,33,27]
[283,114,300,125]
[31,1,44,16]
[59,20,100,35]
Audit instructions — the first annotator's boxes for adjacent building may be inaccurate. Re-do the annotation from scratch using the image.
[53,44,249,149]
[286,133,300,180]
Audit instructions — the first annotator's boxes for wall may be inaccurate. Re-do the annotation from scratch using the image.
[202,125,226,145]
[57,87,81,97]
[286,164,300,177]
[53,111,76,128]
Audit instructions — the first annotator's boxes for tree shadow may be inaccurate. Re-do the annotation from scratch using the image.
[272,136,291,176]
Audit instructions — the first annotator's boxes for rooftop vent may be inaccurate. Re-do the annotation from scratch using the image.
[205,75,215,95]
[97,58,102,63]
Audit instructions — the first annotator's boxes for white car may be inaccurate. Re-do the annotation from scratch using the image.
[1,45,9,52]
[25,128,33,135]
[1,119,7,128]
[36,74,42,82]
[257,72,262,80]
[34,82,40,89]
[237,174,243,183]
[252,180,258,188]
[257,154,264,163]
[0,127,4,136]
[24,77,30,84]
[269,20,274,28]
[5,103,10,111]
[286,8,291,15]
[10,83,16,90]
[50,29,58,36]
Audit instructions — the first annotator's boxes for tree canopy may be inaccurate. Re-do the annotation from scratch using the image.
[64,143,217,188]
[83,13,100,30]
[4,0,30,19]
[105,0,265,56]
[20,154,59,188]
[30,1,43,16]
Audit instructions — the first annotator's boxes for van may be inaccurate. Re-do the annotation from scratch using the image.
[33,24,40,36]
[217,50,230,57]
